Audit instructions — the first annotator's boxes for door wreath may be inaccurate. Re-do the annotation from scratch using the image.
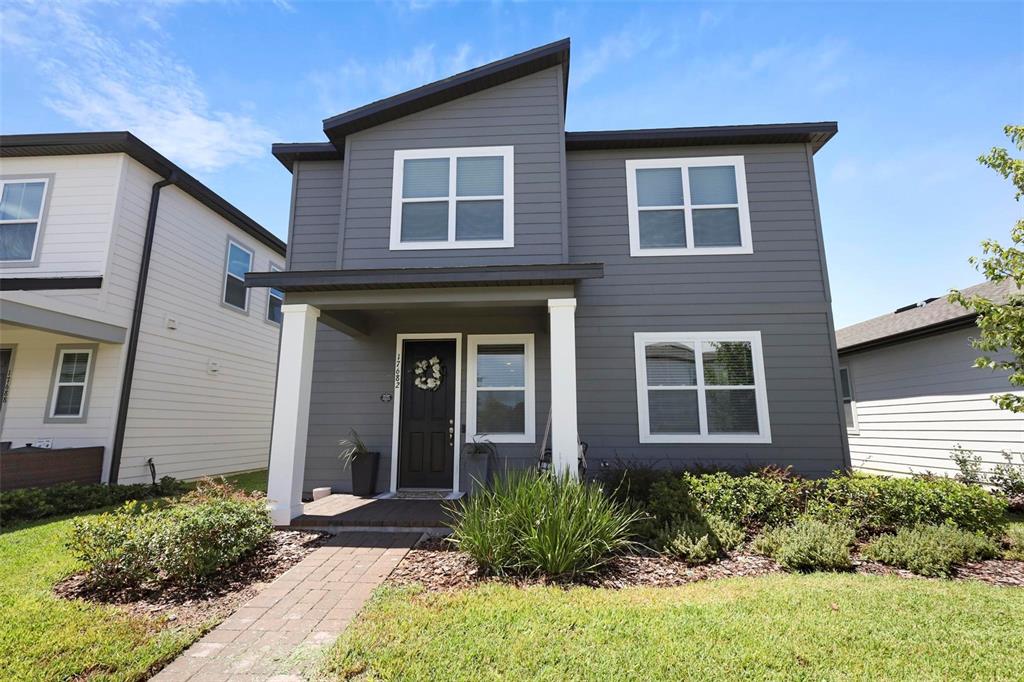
[413,356,444,391]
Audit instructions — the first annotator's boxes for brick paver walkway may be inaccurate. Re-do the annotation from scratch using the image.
[153,532,420,681]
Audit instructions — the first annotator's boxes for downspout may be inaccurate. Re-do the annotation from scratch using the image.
[108,173,176,484]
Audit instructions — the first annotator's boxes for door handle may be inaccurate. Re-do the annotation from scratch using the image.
[448,419,455,446]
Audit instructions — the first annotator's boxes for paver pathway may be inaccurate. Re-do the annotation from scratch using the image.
[154,531,420,681]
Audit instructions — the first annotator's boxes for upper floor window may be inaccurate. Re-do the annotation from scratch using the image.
[390,146,514,250]
[839,366,858,433]
[223,240,253,312]
[625,156,752,257]
[0,178,49,263]
[267,263,284,324]
[634,331,770,443]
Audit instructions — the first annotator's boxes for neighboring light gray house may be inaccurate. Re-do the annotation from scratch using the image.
[0,132,286,487]
[248,39,850,525]
[837,279,1024,479]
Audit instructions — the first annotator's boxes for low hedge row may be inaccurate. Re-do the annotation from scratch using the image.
[69,481,272,589]
[1,477,187,523]
[604,467,1009,539]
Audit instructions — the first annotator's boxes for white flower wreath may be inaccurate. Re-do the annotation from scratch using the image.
[413,355,444,391]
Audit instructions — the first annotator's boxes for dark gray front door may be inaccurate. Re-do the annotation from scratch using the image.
[398,339,456,489]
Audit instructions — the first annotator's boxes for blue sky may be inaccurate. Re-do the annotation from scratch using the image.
[2,1,1021,327]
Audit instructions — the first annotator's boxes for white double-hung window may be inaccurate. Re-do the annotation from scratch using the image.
[390,146,514,250]
[223,240,253,311]
[0,178,49,263]
[625,156,752,256]
[634,331,770,443]
[466,334,535,443]
[49,348,94,419]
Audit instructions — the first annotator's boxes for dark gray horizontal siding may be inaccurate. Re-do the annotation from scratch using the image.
[565,143,846,476]
[303,309,550,494]
[340,66,566,269]
[288,160,343,270]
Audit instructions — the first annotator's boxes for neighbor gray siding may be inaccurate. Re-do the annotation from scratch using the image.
[566,143,847,476]
[302,309,551,494]
[843,326,1024,478]
[338,66,567,268]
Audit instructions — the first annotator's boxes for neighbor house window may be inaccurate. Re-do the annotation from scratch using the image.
[0,178,49,263]
[625,156,752,256]
[839,367,858,433]
[390,146,514,250]
[267,263,284,324]
[467,334,535,443]
[48,348,93,419]
[223,240,253,311]
[634,331,770,443]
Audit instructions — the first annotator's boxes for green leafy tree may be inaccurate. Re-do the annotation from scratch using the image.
[949,125,1024,413]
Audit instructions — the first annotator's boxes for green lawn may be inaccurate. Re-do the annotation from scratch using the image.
[328,575,1024,681]
[0,513,204,682]
[214,468,268,494]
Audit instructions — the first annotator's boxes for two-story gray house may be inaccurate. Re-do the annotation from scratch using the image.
[248,39,849,525]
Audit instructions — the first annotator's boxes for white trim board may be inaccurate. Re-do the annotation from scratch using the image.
[634,331,771,444]
[389,146,515,250]
[389,333,464,494]
[625,156,753,257]
[465,333,536,444]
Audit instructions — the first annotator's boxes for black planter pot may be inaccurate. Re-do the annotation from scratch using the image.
[350,451,380,497]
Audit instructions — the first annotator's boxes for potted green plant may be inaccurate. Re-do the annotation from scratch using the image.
[338,430,380,497]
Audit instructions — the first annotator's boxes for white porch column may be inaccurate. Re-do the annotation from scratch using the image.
[267,303,320,525]
[548,298,579,479]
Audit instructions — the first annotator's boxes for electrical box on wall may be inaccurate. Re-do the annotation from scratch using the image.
[207,359,221,375]
[165,316,178,330]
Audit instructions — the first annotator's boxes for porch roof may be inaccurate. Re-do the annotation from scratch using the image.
[244,262,604,292]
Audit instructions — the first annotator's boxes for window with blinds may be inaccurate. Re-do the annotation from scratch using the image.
[635,331,771,443]
[625,156,752,257]
[390,147,514,250]
[467,334,535,443]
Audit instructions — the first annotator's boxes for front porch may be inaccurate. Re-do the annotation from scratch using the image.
[289,494,452,532]
[246,263,603,526]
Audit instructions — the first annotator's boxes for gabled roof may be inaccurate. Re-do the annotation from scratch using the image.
[836,279,1021,354]
[0,131,285,255]
[321,38,571,147]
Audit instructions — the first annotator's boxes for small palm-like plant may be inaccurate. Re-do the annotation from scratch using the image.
[337,429,369,468]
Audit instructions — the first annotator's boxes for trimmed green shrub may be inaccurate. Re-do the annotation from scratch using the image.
[448,470,641,579]
[754,516,855,571]
[807,474,1007,537]
[1005,525,1024,561]
[684,471,806,528]
[1,477,185,523]
[864,525,1001,577]
[658,514,745,565]
[69,482,271,589]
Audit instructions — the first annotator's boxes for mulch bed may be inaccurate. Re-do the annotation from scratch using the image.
[387,537,1024,592]
[54,529,329,629]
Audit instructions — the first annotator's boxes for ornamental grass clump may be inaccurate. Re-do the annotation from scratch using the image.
[864,525,1002,577]
[447,470,642,579]
[754,516,856,572]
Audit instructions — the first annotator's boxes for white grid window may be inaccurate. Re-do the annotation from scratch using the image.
[634,331,771,443]
[50,349,92,418]
[0,178,49,262]
[390,146,514,250]
[466,334,535,443]
[223,240,253,311]
[625,156,752,257]
[840,367,858,433]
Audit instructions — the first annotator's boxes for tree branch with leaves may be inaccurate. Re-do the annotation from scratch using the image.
[948,125,1024,413]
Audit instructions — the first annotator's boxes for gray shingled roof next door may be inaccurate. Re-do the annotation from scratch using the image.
[836,279,1021,353]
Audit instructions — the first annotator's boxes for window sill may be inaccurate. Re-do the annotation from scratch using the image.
[639,433,772,444]
[390,239,514,251]
[466,434,535,444]
[630,245,754,257]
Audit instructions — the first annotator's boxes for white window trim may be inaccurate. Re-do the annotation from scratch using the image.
[223,239,254,312]
[0,177,50,264]
[466,334,536,444]
[625,156,753,257]
[634,331,771,444]
[839,366,859,434]
[49,348,93,419]
[266,262,284,325]
[389,146,515,250]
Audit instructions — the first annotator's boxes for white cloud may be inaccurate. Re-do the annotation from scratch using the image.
[573,24,658,87]
[308,43,483,116]
[1,1,275,173]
